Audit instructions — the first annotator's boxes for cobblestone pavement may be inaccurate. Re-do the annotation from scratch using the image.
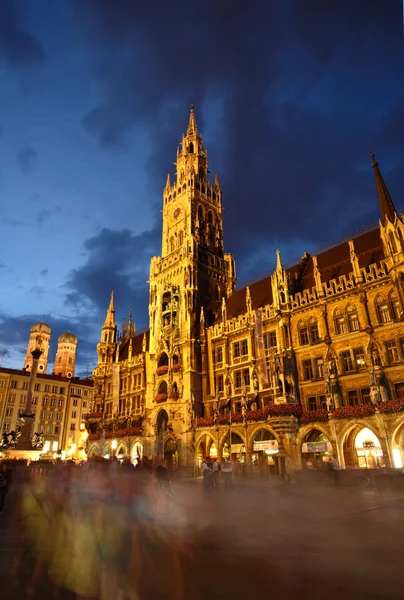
[1,480,403,599]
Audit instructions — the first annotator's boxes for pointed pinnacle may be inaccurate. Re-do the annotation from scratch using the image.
[187,104,197,136]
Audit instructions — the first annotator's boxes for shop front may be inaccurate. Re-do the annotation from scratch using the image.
[301,430,333,469]
[354,427,385,469]
[251,429,279,476]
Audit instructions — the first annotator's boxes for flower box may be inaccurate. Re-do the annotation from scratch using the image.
[300,409,329,424]
[156,365,169,376]
[88,433,101,441]
[245,408,267,422]
[172,363,182,373]
[216,414,229,425]
[195,416,215,427]
[170,389,180,400]
[154,393,168,403]
[377,399,404,415]
[84,412,102,420]
[267,404,302,418]
[332,404,375,420]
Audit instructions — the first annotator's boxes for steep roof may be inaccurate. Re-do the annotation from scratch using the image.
[119,330,149,361]
[221,227,384,321]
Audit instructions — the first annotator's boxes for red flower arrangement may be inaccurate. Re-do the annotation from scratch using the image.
[230,412,243,423]
[332,404,375,420]
[88,433,101,441]
[84,412,102,420]
[244,408,267,422]
[267,404,302,418]
[195,416,215,427]
[126,426,142,436]
[216,414,229,425]
[377,398,404,414]
[172,363,182,373]
[154,393,168,403]
[155,365,169,376]
[300,409,329,425]
[170,389,180,400]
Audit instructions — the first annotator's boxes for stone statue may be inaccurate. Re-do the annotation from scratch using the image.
[371,347,381,367]
[328,357,337,377]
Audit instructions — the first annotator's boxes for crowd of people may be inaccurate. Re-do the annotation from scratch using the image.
[201,457,233,491]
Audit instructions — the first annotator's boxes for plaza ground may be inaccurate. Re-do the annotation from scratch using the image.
[0,477,403,599]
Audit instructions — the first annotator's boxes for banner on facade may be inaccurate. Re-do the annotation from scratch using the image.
[231,444,245,454]
[112,363,120,415]
[253,439,278,452]
[254,309,269,387]
[302,441,332,453]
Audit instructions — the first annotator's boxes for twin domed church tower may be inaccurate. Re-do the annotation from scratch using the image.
[24,322,78,378]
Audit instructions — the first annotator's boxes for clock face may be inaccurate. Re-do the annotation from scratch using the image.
[172,206,183,221]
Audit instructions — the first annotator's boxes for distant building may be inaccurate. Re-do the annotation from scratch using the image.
[0,324,93,460]
[87,106,404,473]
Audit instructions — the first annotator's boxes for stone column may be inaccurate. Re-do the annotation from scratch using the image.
[25,347,42,413]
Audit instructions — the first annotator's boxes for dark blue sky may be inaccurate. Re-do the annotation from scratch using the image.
[0,0,403,374]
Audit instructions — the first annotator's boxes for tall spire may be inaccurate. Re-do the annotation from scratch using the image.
[371,153,397,224]
[103,291,116,328]
[187,104,198,136]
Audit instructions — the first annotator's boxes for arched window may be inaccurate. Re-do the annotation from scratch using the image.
[298,321,309,346]
[158,353,168,367]
[375,294,391,324]
[334,308,346,335]
[346,304,360,332]
[390,291,401,320]
[198,205,204,220]
[308,317,319,343]
[189,142,194,153]
[207,188,211,197]
[179,231,184,246]
[170,237,175,252]
[201,185,206,194]
[207,210,213,224]
[158,381,168,395]
[213,192,216,200]
[195,182,200,191]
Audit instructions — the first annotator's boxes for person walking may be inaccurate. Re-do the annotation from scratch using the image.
[221,459,233,491]
[329,457,340,487]
[202,458,211,491]
[0,462,11,514]
[212,458,220,490]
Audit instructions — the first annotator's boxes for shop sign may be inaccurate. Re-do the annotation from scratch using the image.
[231,444,245,454]
[253,440,278,452]
[302,441,332,453]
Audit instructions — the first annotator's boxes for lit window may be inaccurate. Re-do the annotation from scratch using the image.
[335,309,346,335]
[341,350,353,373]
[302,360,313,380]
[347,305,360,332]
[353,347,366,370]
[386,340,399,364]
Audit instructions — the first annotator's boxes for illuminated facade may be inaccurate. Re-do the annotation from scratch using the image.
[88,107,404,473]
[0,325,93,460]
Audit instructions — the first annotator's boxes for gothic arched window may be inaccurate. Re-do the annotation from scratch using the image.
[189,142,194,153]
[198,205,204,221]
[298,321,309,346]
[389,232,398,254]
[346,304,360,332]
[158,353,168,367]
[334,308,346,335]
[158,381,168,395]
[389,291,401,320]
[207,210,213,224]
[308,317,319,343]
[375,294,391,324]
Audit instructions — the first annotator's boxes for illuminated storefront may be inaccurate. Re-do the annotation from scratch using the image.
[354,427,385,469]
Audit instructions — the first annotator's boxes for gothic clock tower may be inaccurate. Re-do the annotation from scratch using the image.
[146,106,236,465]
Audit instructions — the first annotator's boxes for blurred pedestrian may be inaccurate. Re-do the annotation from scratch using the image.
[0,462,11,514]
[212,458,220,489]
[306,459,313,470]
[221,459,233,491]
[329,457,340,487]
[202,458,211,491]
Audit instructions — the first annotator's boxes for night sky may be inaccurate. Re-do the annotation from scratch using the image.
[0,0,403,375]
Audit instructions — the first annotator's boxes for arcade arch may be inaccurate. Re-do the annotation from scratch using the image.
[342,424,385,469]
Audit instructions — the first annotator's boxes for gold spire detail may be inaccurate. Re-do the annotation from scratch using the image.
[371,153,397,224]
[103,291,116,328]
[187,104,198,136]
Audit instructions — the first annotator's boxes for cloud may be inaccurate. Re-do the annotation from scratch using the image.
[72,0,404,266]
[64,226,160,329]
[40,269,48,277]
[36,206,62,227]
[17,144,37,171]
[0,1,46,68]
[0,311,98,376]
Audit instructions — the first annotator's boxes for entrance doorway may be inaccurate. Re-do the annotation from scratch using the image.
[354,427,385,469]
[222,432,245,475]
[251,429,279,476]
[301,429,333,469]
